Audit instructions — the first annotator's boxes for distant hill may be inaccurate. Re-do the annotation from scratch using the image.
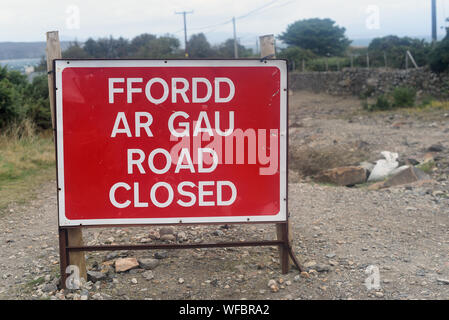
[0,41,71,60]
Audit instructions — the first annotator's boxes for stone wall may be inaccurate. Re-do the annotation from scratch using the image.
[289,68,449,98]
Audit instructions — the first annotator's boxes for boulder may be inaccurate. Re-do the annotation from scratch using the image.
[369,166,430,190]
[160,234,176,241]
[115,258,139,273]
[383,166,430,188]
[427,144,444,152]
[159,227,174,236]
[87,271,107,283]
[316,166,367,186]
[138,258,159,270]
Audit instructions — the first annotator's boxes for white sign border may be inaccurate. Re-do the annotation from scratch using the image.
[55,59,287,226]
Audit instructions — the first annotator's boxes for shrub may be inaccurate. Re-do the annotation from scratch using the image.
[429,23,449,73]
[392,87,416,108]
[429,37,449,73]
[363,95,392,111]
[0,78,23,128]
[278,46,316,71]
[368,35,431,69]
[306,56,350,71]
[25,75,51,129]
[363,87,418,112]
[0,67,51,130]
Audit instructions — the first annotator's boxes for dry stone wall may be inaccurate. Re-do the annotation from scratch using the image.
[289,68,449,98]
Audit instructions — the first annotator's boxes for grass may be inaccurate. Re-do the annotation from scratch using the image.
[289,143,371,178]
[416,160,436,174]
[362,87,417,111]
[388,99,449,120]
[355,98,449,120]
[26,276,45,288]
[0,119,55,212]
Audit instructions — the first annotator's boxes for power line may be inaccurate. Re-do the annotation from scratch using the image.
[189,19,233,32]
[187,0,284,34]
[236,0,279,20]
[172,0,297,51]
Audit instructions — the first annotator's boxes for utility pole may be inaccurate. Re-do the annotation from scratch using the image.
[255,37,259,55]
[175,10,193,57]
[431,0,437,42]
[232,17,238,58]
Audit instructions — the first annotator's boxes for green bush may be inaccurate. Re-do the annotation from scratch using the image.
[25,75,51,129]
[429,32,449,73]
[278,46,316,71]
[363,87,417,112]
[0,66,51,130]
[306,56,350,71]
[392,87,416,108]
[0,78,24,128]
[368,35,431,69]
[363,95,392,111]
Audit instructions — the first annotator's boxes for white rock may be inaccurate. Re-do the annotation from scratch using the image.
[267,279,277,288]
[368,151,399,182]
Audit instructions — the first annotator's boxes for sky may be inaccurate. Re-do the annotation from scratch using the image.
[1,0,449,46]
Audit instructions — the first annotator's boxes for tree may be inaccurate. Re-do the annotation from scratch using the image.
[25,74,51,129]
[83,36,129,58]
[368,35,431,68]
[0,67,24,128]
[278,46,316,70]
[133,34,182,58]
[214,39,253,58]
[188,33,216,58]
[429,20,449,73]
[129,33,157,54]
[278,18,351,56]
[62,41,91,59]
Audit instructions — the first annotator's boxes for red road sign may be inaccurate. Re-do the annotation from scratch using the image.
[55,60,287,226]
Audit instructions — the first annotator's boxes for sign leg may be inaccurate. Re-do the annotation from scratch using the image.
[67,228,87,282]
[277,221,304,273]
[47,31,87,285]
[276,222,291,274]
[58,228,68,289]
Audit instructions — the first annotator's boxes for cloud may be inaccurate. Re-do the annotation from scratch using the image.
[0,0,446,42]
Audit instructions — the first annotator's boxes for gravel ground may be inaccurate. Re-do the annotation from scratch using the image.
[0,91,448,300]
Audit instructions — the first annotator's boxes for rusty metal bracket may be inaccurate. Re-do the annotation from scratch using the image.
[58,223,302,289]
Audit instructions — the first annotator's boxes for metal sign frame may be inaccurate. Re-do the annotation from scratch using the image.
[53,58,302,288]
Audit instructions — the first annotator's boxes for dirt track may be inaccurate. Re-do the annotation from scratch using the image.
[1,91,448,300]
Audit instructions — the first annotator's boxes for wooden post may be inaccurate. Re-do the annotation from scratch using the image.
[46,31,87,284]
[259,34,292,274]
[406,50,418,69]
[259,34,275,58]
[46,32,59,129]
